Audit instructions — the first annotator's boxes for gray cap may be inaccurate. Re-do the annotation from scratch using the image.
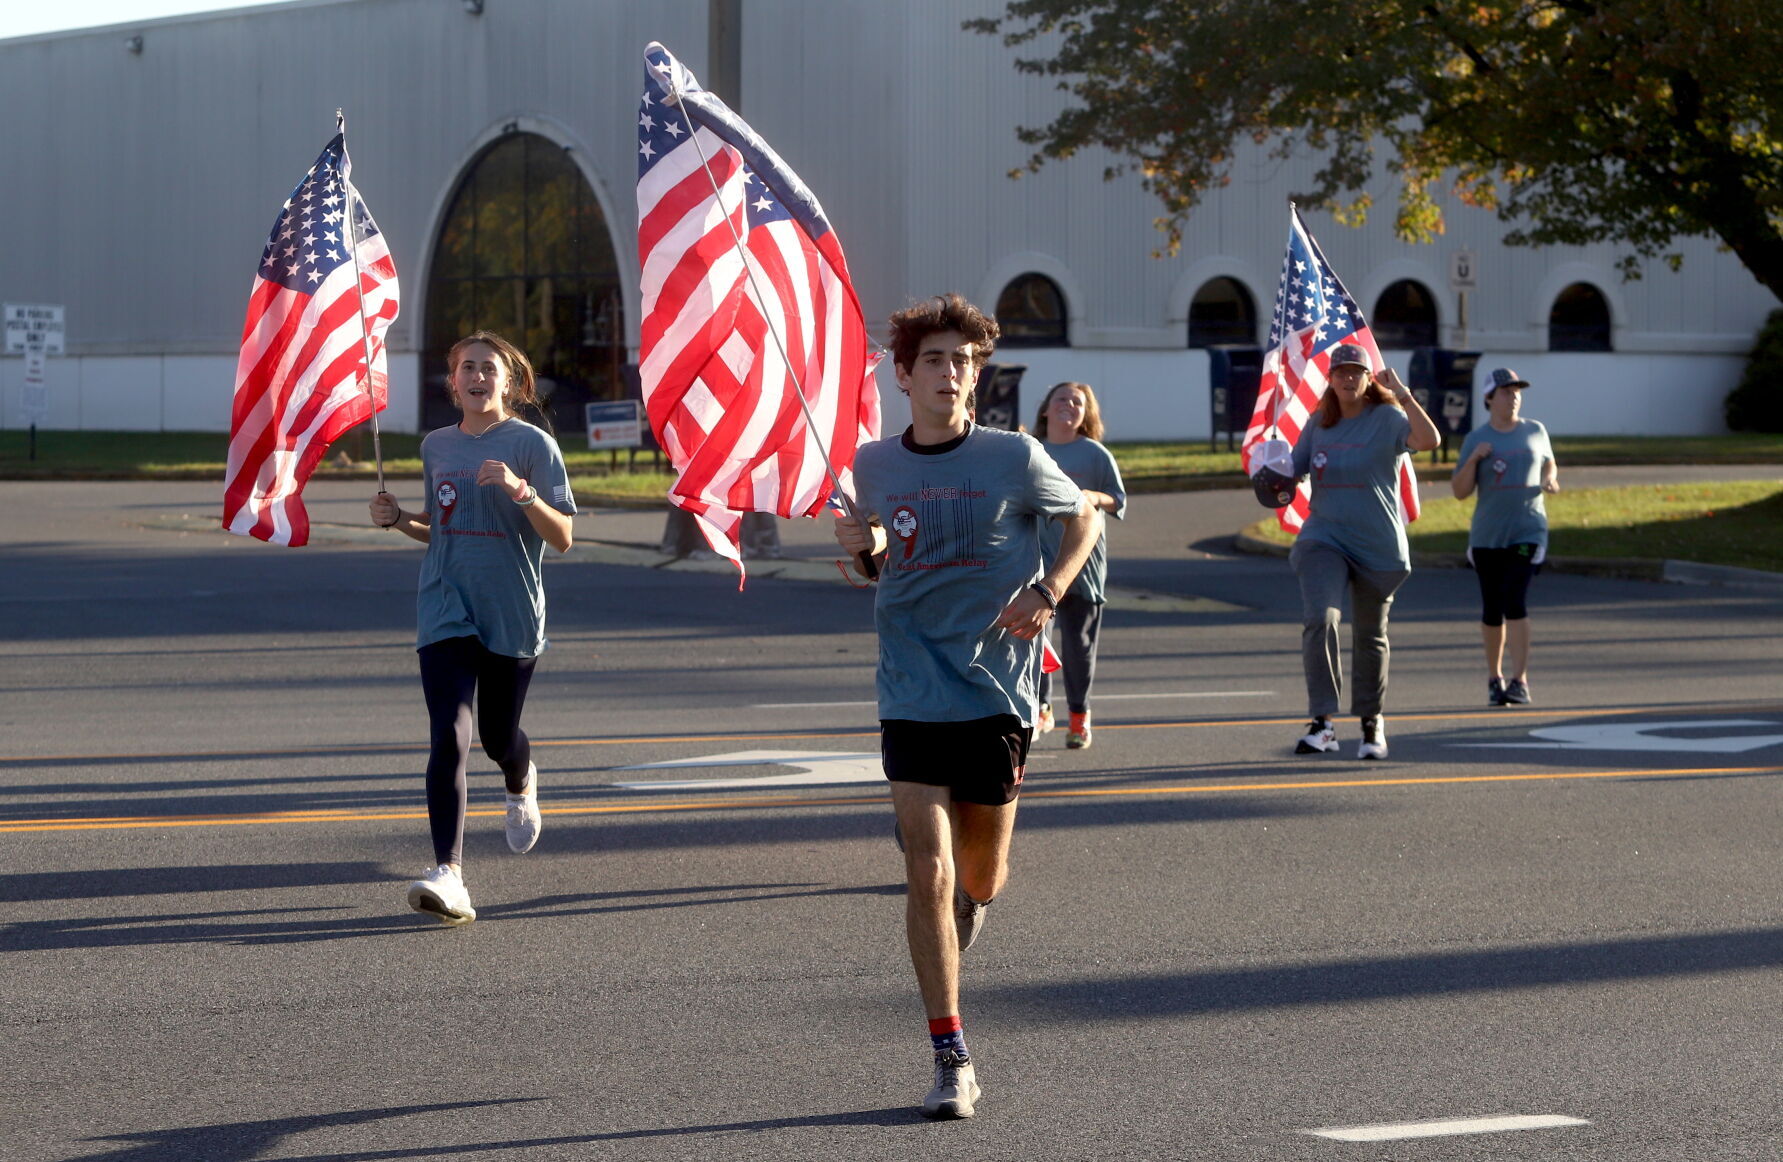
[1485,367,1530,392]
[1329,343,1370,370]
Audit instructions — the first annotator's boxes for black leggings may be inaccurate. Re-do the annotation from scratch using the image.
[418,635,537,866]
[1472,545,1540,627]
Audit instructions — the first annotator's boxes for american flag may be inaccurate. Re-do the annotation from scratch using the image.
[636,41,880,578]
[1242,206,1420,532]
[223,132,399,546]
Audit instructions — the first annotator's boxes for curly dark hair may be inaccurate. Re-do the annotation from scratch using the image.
[887,293,999,374]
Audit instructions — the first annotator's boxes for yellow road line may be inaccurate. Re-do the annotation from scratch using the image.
[5,702,1772,767]
[3,764,1774,834]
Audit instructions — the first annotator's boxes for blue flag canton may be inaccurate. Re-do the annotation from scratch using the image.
[1267,230,1366,356]
[638,58,794,231]
[259,136,379,294]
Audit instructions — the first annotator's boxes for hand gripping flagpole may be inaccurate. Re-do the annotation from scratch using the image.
[336,109,388,496]
[662,84,880,579]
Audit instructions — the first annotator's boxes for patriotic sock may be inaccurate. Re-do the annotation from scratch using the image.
[928,1015,969,1060]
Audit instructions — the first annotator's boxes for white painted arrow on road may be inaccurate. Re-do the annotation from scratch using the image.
[615,750,882,791]
[1466,719,1783,754]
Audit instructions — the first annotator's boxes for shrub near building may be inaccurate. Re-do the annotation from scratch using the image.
[1726,310,1783,434]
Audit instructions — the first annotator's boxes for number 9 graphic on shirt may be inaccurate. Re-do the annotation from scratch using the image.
[892,505,919,560]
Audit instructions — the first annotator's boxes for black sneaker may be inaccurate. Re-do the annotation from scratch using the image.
[1295,717,1338,754]
[1504,678,1532,704]
[1488,677,1508,706]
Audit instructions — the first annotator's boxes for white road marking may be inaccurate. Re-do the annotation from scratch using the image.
[752,691,1275,708]
[614,749,882,790]
[1303,1114,1591,1142]
[1465,719,1783,754]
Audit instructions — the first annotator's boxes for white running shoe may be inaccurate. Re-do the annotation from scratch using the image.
[922,1049,980,1119]
[505,762,541,853]
[954,887,990,953]
[407,863,476,925]
[1037,703,1056,734]
[1295,717,1338,754]
[1358,716,1388,760]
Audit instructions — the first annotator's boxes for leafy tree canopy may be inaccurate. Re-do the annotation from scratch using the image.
[968,0,1783,298]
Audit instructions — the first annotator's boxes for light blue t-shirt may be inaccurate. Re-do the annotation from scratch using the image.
[415,418,576,658]
[1038,436,1126,604]
[852,425,1085,725]
[1291,404,1413,572]
[1458,419,1553,550]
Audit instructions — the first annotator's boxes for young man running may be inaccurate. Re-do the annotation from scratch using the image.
[835,294,1102,1119]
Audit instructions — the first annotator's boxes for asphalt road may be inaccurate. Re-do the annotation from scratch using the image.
[2,480,1779,1161]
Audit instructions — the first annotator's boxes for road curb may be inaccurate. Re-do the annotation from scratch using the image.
[1232,524,1779,589]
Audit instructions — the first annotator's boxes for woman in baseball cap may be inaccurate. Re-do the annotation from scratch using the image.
[1452,368,1560,706]
[1285,344,1440,759]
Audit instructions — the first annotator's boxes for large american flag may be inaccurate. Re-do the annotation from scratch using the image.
[223,132,399,546]
[636,41,880,578]
[1242,206,1420,532]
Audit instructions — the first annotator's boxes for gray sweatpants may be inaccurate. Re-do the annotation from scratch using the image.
[1289,540,1410,721]
[1038,593,1103,714]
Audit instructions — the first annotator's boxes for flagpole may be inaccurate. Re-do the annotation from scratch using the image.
[336,109,388,495]
[668,94,879,578]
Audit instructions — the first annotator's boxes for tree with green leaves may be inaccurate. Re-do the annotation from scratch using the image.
[968,0,1783,299]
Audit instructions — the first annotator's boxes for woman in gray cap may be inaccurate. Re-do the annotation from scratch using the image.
[1452,368,1560,705]
[1288,344,1440,759]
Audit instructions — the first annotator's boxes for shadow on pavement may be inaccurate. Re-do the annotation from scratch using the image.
[975,925,1783,1022]
[0,861,392,904]
[65,1099,538,1162]
[0,883,902,953]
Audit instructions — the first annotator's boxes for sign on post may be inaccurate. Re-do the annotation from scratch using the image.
[21,348,49,426]
[585,400,644,450]
[1448,251,1477,292]
[4,303,66,355]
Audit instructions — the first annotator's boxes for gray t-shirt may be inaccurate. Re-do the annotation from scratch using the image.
[1038,436,1126,604]
[416,418,576,658]
[1290,403,1413,572]
[1458,419,1553,550]
[852,425,1084,725]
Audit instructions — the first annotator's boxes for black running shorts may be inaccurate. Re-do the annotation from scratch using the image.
[880,714,1032,806]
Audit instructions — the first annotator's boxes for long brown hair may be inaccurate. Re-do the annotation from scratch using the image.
[1033,381,1105,441]
[1317,375,1401,428]
[446,330,550,429]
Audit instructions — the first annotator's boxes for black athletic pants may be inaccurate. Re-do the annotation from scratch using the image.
[1037,593,1104,715]
[417,635,536,866]
[1471,545,1539,627]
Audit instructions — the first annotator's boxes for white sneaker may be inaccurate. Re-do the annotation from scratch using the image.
[954,887,990,953]
[407,863,476,925]
[922,1049,980,1119]
[505,762,541,853]
[1295,717,1338,754]
[1358,716,1388,760]
[1037,703,1056,734]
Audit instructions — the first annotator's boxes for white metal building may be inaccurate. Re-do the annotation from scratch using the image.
[1,0,1775,439]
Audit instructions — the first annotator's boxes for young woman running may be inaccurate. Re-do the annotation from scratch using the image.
[368,330,575,924]
[1287,345,1440,759]
[1452,368,1560,706]
[1031,382,1126,749]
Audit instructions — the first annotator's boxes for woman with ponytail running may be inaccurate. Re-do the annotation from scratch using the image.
[368,330,575,924]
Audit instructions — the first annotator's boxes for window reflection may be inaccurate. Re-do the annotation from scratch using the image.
[423,133,623,431]
[1372,280,1439,349]
[1549,283,1612,351]
[995,273,1069,347]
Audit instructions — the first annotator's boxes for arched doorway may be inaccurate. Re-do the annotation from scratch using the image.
[1372,279,1439,349]
[423,132,623,432]
[994,273,1070,346]
[1549,282,1613,351]
[1188,276,1256,347]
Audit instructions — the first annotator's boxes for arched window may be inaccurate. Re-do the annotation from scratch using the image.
[1549,282,1612,351]
[424,132,623,431]
[1372,280,1439,349]
[995,273,1069,346]
[1188,277,1256,347]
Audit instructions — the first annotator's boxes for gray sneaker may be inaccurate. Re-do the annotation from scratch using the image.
[1503,678,1532,705]
[922,1049,980,1119]
[407,863,475,925]
[954,887,990,952]
[1488,676,1508,706]
[505,762,541,853]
